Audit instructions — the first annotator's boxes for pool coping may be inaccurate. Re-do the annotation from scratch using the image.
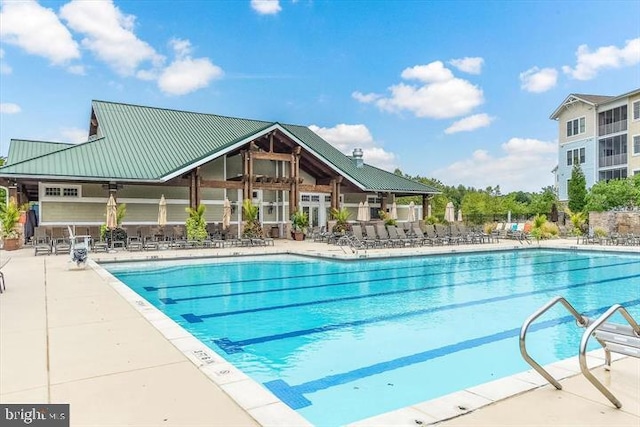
[91,244,639,426]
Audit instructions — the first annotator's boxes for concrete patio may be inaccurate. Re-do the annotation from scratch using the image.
[1,238,638,426]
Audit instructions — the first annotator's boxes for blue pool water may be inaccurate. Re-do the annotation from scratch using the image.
[105,250,640,426]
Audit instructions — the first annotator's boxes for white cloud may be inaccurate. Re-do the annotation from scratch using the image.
[60,0,163,76]
[354,60,484,119]
[308,124,398,171]
[0,0,80,64]
[444,113,494,134]
[562,38,640,80]
[59,127,88,143]
[251,0,282,15]
[401,62,454,83]
[352,91,381,103]
[519,66,558,93]
[158,57,223,95]
[156,38,223,95]
[449,57,484,74]
[0,48,11,74]
[432,137,557,192]
[0,103,21,114]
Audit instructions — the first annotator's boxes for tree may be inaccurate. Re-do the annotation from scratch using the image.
[584,176,640,211]
[568,163,587,213]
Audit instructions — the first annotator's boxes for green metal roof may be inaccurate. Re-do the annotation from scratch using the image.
[0,100,439,194]
[6,139,76,165]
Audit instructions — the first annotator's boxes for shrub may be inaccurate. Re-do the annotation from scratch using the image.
[331,207,351,233]
[242,199,263,238]
[185,204,208,241]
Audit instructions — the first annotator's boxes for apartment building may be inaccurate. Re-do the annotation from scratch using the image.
[550,88,640,201]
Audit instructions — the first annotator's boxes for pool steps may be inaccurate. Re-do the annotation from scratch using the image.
[520,296,640,408]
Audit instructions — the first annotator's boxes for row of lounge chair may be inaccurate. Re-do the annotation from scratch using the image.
[30,224,274,255]
[316,223,497,250]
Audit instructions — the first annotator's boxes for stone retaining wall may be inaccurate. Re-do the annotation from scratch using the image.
[589,211,640,233]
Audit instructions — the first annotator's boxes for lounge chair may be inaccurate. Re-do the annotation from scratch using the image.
[0,257,9,293]
[412,227,433,246]
[423,224,446,245]
[33,226,52,256]
[385,225,406,247]
[374,224,392,247]
[396,226,419,246]
[352,225,377,249]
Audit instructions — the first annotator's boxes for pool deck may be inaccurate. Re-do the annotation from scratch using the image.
[1,238,638,426]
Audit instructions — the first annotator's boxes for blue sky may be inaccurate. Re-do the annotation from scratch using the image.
[1,0,639,192]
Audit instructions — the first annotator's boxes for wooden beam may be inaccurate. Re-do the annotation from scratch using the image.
[299,184,333,193]
[252,151,292,162]
[199,179,244,189]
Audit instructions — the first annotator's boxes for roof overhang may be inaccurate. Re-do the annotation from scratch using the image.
[160,123,369,192]
[549,94,596,120]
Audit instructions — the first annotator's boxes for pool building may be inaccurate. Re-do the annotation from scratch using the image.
[0,100,438,235]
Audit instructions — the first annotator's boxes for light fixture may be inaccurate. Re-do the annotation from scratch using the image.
[231,203,236,214]
[268,202,275,214]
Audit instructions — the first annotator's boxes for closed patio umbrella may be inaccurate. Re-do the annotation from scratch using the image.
[407,201,416,222]
[158,195,167,228]
[444,201,455,222]
[357,201,366,222]
[427,204,432,218]
[106,194,117,250]
[363,200,370,221]
[390,202,398,220]
[106,194,117,230]
[222,198,231,230]
[457,209,463,222]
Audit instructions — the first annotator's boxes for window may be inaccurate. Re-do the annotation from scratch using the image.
[634,135,640,156]
[599,168,627,181]
[566,147,586,166]
[43,184,80,198]
[566,117,585,137]
[633,100,640,121]
[45,187,61,196]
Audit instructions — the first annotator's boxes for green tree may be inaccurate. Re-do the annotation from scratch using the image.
[584,176,640,211]
[568,163,587,213]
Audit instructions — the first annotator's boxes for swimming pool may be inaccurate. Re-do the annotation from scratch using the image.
[106,249,640,426]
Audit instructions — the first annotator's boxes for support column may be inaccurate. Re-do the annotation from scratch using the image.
[335,176,342,208]
[380,193,387,215]
[330,179,337,210]
[289,152,296,215]
[422,195,429,220]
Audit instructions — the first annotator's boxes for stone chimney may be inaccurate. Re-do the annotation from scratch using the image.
[352,148,364,168]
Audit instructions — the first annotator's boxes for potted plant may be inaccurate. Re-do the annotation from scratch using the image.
[330,207,352,234]
[290,210,309,240]
[242,199,264,238]
[0,200,22,251]
[185,204,208,241]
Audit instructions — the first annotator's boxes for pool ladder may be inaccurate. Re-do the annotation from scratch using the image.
[520,296,640,408]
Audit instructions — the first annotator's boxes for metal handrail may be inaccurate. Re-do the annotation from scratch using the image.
[519,296,588,389]
[579,304,640,408]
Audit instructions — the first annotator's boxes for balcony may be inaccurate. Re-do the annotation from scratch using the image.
[599,154,627,168]
[599,119,627,136]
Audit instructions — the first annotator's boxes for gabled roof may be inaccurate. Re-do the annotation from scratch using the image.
[6,139,76,165]
[549,89,640,120]
[0,100,439,194]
